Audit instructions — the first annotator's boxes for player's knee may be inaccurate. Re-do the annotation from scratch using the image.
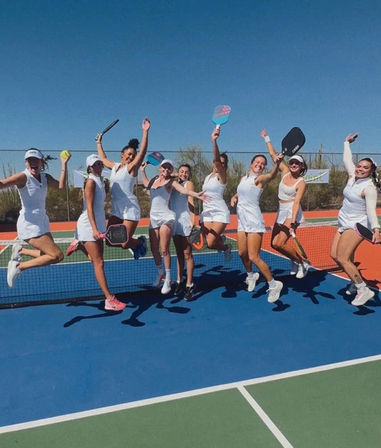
[271,241,281,251]
[52,249,64,263]
[238,248,247,258]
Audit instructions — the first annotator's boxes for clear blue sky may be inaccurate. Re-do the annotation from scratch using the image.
[1,0,381,161]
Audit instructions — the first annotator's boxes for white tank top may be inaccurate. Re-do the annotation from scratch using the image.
[170,180,190,218]
[237,173,263,211]
[150,180,172,217]
[278,172,304,201]
[110,163,138,217]
[341,177,374,216]
[202,174,226,204]
[18,169,48,215]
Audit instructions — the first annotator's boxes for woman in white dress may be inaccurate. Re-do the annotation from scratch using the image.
[1,148,70,288]
[140,159,207,295]
[231,153,284,303]
[74,154,126,311]
[200,128,231,261]
[261,129,310,279]
[170,164,196,301]
[96,118,150,259]
[331,133,380,306]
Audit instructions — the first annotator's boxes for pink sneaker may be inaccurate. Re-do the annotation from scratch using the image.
[66,239,79,256]
[105,295,126,311]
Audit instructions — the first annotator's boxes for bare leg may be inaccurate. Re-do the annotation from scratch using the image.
[18,234,63,272]
[202,222,228,251]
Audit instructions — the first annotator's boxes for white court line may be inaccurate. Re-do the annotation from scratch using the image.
[238,385,293,448]
[1,354,381,434]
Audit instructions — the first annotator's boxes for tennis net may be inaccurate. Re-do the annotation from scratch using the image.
[0,221,339,308]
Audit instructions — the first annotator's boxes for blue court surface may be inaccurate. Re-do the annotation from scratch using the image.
[0,251,381,433]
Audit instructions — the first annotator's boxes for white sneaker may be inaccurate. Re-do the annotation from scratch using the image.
[345,282,357,296]
[296,261,310,279]
[351,287,374,306]
[153,271,164,287]
[290,260,299,275]
[161,279,172,295]
[246,272,260,292]
[7,260,21,288]
[224,244,232,262]
[11,242,22,262]
[267,281,283,303]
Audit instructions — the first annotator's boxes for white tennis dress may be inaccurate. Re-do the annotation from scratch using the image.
[149,180,176,229]
[17,169,50,240]
[276,173,304,224]
[75,174,107,241]
[338,142,378,233]
[237,173,266,233]
[171,180,192,237]
[200,174,230,224]
[110,163,140,221]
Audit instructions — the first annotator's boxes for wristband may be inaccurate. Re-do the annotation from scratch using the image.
[264,136,271,143]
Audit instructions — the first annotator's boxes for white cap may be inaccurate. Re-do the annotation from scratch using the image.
[160,159,174,168]
[86,154,103,167]
[25,148,43,160]
[288,155,305,164]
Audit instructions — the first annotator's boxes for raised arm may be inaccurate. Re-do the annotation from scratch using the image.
[129,118,151,172]
[139,161,150,188]
[211,128,227,184]
[96,133,115,170]
[47,151,71,189]
[343,133,357,177]
[256,153,284,188]
[260,129,288,174]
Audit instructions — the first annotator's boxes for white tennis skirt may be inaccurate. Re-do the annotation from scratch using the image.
[276,202,304,225]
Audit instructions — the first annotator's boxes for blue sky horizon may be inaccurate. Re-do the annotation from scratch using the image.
[1,0,380,164]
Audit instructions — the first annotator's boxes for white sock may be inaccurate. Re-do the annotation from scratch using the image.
[247,272,254,279]
[165,269,171,281]
[186,283,193,288]
[355,282,366,290]
[268,279,276,288]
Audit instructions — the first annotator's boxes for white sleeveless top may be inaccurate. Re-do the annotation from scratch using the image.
[338,177,375,231]
[170,180,192,236]
[75,174,107,241]
[236,173,266,233]
[17,169,50,240]
[149,179,176,228]
[200,173,230,223]
[278,172,304,201]
[110,163,140,221]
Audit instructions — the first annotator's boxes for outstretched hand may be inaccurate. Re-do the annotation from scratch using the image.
[345,133,358,143]
[211,128,220,141]
[142,117,151,131]
[260,129,268,139]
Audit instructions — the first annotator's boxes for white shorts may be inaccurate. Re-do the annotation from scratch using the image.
[200,207,230,224]
[149,210,176,229]
[276,202,304,225]
[338,210,368,233]
[112,196,141,221]
[237,205,266,233]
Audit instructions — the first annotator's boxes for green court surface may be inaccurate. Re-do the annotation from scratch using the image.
[1,358,380,448]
